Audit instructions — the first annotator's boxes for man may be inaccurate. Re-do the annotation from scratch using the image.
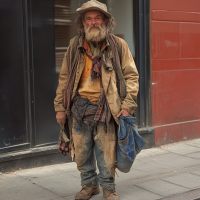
[54,0,139,199]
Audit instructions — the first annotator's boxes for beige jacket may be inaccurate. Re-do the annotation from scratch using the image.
[54,36,139,125]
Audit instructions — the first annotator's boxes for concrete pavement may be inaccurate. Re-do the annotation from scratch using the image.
[1,138,200,200]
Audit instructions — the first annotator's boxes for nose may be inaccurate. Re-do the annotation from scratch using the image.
[92,19,96,25]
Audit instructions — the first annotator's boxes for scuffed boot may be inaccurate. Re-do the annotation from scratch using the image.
[103,187,120,200]
[75,184,100,200]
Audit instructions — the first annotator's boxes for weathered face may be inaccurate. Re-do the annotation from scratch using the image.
[82,10,108,42]
[83,10,105,30]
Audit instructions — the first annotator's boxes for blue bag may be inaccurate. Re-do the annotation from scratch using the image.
[117,115,147,173]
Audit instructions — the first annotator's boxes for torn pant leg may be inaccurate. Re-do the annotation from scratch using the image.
[72,119,98,187]
[94,120,116,189]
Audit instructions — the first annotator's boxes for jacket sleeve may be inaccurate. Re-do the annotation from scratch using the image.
[119,38,139,115]
[54,46,71,112]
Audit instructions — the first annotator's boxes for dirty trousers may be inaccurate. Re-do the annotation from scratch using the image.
[72,118,116,189]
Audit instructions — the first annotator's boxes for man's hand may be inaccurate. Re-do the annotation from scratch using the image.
[56,111,66,124]
[117,109,130,118]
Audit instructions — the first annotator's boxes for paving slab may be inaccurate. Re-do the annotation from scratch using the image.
[115,168,150,184]
[137,179,189,197]
[144,152,200,170]
[0,172,17,180]
[15,165,64,181]
[160,143,200,155]
[64,169,81,179]
[132,156,173,175]
[31,172,81,197]
[0,175,63,200]
[52,162,77,172]
[116,184,162,200]
[186,138,200,148]
[160,188,200,200]
[191,170,200,177]
[137,148,169,159]
[162,173,200,189]
[186,151,200,159]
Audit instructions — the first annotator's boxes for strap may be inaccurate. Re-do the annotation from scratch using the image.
[110,34,122,65]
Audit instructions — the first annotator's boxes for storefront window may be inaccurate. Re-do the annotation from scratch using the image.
[107,0,135,57]
[54,0,72,73]
[0,1,28,152]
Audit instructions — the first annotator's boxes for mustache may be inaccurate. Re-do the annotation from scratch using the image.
[88,24,101,30]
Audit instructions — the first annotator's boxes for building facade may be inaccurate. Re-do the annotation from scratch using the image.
[151,0,200,145]
[1,0,199,171]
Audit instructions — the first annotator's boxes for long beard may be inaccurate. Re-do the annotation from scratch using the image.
[84,23,107,42]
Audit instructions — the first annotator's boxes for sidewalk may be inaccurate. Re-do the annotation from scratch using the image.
[1,138,200,200]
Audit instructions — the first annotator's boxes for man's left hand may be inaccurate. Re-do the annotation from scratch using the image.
[117,110,130,117]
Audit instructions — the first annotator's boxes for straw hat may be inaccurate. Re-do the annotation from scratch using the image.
[76,0,112,18]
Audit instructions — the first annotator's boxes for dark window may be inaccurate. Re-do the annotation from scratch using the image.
[0,0,28,152]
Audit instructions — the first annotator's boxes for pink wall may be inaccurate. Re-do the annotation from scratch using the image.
[151,0,200,145]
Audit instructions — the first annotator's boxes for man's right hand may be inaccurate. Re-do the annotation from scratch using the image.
[56,111,66,124]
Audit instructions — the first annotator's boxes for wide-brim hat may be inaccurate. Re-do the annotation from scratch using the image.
[76,0,112,18]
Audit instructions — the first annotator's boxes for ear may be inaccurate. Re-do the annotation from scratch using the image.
[82,20,85,27]
[105,18,108,25]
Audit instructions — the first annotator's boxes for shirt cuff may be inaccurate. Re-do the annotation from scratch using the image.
[121,104,136,115]
[54,105,66,112]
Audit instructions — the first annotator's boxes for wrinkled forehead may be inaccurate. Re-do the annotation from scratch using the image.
[84,10,104,19]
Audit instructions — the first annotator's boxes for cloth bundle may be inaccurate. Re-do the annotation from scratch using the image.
[117,115,147,173]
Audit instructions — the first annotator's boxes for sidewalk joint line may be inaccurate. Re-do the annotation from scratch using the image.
[133,183,164,198]
[160,178,191,190]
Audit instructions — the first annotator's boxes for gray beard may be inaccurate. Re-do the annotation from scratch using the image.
[84,23,107,43]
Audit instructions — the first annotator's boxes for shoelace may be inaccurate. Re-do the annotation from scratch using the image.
[105,187,116,194]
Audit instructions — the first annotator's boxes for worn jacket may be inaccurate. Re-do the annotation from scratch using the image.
[54,35,139,125]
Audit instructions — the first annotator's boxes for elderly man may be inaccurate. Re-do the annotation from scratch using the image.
[54,0,139,199]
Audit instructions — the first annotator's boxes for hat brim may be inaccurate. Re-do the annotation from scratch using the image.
[76,6,112,18]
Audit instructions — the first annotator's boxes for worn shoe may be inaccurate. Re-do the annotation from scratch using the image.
[103,188,120,200]
[75,184,100,200]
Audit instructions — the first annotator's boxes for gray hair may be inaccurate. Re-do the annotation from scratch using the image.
[75,13,116,36]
